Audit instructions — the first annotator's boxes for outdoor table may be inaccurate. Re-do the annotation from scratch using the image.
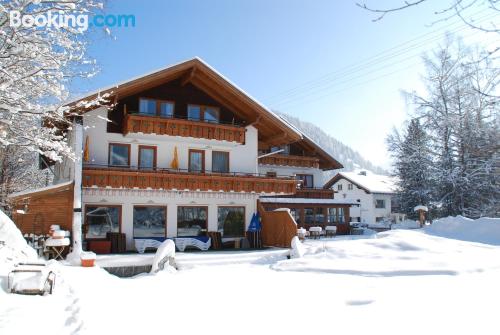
[325,226,337,237]
[44,238,70,260]
[297,228,307,241]
[309,226,322,239]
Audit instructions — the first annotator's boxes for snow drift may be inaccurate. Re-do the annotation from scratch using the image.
[424,216,500,245]
[0,210,37,265]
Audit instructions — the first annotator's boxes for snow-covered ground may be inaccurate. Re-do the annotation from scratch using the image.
[2,214,500,335]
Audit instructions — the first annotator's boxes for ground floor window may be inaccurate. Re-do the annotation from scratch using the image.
[289,208,300,224]
[217,206,245,237]
[327,207,347,224]
[85,205,121,239]
[133,206,166,238]
[177,206,207,236]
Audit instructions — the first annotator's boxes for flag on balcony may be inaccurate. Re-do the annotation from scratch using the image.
[170,146,179,169]
[83,136,90,162]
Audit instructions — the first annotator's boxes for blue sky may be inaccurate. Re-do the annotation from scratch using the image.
[76,0,494,169]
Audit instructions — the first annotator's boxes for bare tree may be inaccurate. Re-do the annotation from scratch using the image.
[357,0,500,57]
[0,0,107,163]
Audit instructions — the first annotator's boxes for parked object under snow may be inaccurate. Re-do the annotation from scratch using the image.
[424,216,500,245]
[150,239,176,273]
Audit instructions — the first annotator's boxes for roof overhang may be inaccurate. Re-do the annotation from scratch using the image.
[66,57,302,146]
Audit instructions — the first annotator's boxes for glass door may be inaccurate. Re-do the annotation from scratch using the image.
[189,149,205,172]
[139,145,156,169]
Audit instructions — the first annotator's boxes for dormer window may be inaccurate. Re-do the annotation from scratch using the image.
[188,104,220,123]
[139,98,174,118]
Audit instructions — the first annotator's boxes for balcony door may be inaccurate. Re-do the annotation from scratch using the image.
[138,145,157,170]
[189,149,205,173]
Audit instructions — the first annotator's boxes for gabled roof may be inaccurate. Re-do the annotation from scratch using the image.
[324,171,396,194]
[67,57,302,147]
[67,57,347,166]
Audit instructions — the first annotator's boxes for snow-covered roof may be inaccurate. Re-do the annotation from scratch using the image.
[324,171,397,194]
[260,197,359,205]
[8,181,74,199]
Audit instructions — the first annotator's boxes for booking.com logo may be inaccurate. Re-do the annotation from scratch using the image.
[9,10,135,32]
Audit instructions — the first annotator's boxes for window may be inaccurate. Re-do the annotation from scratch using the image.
[138,145,156,169]
[159,102,174,118]
[204,107,220,123]
[304,208,314,224]
[338,207,345,223]
[296,174,314,188]
[85,205,120,239]
[337,184,343,191]
[270,145,289,155]
[375,199,386,209]
[139,98,157,116]
[139,98,174,118]
[189,149,205,172]
[187,105,201,121]
[348,183,353,190]
[266,171,277,178]
[218,207,245,237]
[327,207,337,223]
[109,143,130,167]
[188,105,220,123]
[133,206,166,238]
[212,151,229,173]
[314,207,325,224]
[177,206,207,237]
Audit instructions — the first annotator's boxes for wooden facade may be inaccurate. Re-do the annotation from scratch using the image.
[290,188,334,199]
[259,153,320,169]
[123,113,246,144]
[9,183,74,235]
[82,166,297,194]
[262,202,351,235]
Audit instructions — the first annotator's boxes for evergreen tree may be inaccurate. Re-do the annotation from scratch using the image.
[388,119,432,218]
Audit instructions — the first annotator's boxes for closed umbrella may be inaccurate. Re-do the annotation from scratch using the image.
[170,146,179,169]
[83,136,90,162]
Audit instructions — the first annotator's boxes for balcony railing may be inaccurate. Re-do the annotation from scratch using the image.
[259,154,320,169]
[82,165,297,194]
[123,114,246,144]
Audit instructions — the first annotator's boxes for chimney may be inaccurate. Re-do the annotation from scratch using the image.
[359,171,367,176]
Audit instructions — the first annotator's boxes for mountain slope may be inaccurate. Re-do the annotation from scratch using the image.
[278,113,387,175]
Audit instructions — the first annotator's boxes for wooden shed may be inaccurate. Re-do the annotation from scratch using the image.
[9,181,74,235]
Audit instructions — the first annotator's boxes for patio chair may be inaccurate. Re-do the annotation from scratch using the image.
[8,262,56,295]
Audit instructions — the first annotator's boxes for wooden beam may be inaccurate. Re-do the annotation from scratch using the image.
[181,67,196,86]
[262,132,288,146]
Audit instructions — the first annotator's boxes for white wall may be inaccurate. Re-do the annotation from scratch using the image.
[83,188,258,250]
[258,164,325,188]
[82,107,259,174]
[331,178,392,224]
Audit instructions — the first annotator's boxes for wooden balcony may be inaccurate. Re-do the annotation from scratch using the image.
[272,187,334,199]
[123,114,246,144]
[82,166,297,194]
[294,188,334,199]
[258,154,320,169]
